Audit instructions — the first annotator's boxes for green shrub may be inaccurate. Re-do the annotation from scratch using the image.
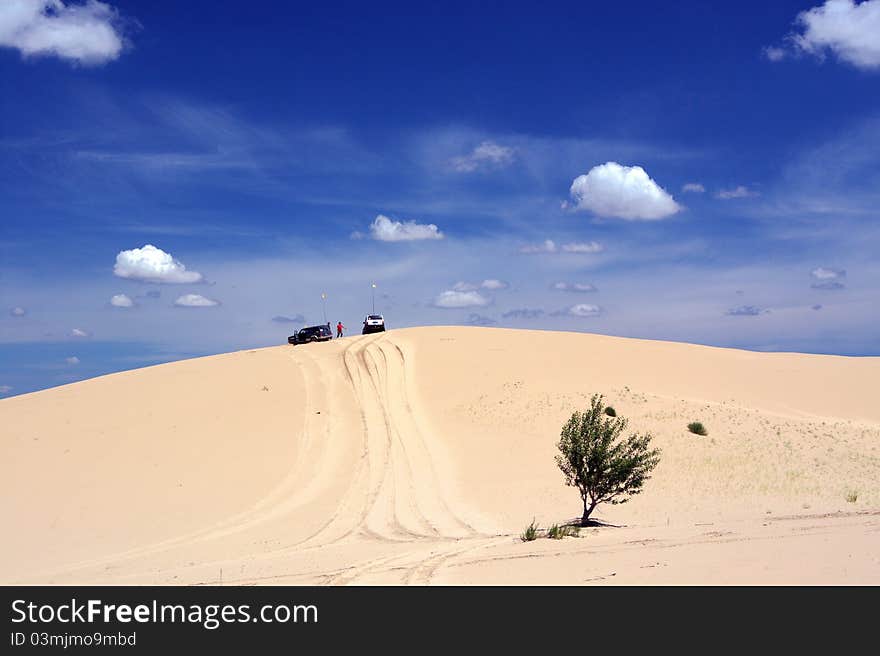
[846,490,858,503]
[520,518,539,542]
[688,422,708,436]
[547,523,580,539]
[604,406,617,417]
[556,394,661,525]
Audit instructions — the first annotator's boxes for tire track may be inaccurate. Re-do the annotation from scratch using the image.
[31,331,491,584]
[375,338,481,537]
[25,348,326,579]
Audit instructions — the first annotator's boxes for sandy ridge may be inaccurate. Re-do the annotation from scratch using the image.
[2,327,878,584]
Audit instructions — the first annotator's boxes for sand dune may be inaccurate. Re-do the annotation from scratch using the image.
[2,327,878,584]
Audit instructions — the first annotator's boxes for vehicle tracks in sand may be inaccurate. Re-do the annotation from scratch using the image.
[272,335,485,552]
[32,333,491,584]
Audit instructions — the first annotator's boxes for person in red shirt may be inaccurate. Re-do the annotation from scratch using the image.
[336,321,344,338]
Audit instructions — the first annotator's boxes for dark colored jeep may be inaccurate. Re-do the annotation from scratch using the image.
[288,324,333,345]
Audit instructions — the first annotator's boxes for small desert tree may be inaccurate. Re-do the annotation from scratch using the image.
[556,394,661,525]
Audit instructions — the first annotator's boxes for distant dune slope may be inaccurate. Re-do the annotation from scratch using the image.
[2,327,878,584]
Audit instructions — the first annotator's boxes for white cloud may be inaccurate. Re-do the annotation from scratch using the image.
[174,293,219,308]
[369,214,444,242]
[65,356,80,365]
[785,0,880,70]
[811,266,846,280]
[0,0,126,66]
[553,282,598,293]
[451,141,515,172]
[763,45,787,62]
[519,239,603,254]
[114,244,204,283]
[716,185,759,199]
[0,385,12,394]
[682,182,706,193]
[70,327,90,337]
[569,162,681,220]
[811,266,847,289]
[432,290,490,308]
[110,293,134,307]
[560,241,604,253]
[453,279,508,292]
[566,304,602,317]
[10,306,26,317]
[725,305,768,316]
[519,239,558,254]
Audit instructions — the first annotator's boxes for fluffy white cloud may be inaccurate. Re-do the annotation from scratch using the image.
[452,281,478,292]
[0,385,12,394]
[70,328,90,337]
[565,304,602,317]
[9,306,26,317]
[553,282,598,293]
[65,356,80,365]
[432,290,490,308]
[0,0,125,65]
[716,185,758,199]
[110,293,134,307]
[114,244,204,284]
[811,266,846,279]
[369,214,444,242]
[811,266,846,289]
[174,293,219,308]
[682,182,706,193]
[519,239,558,254]
[784,0,880,70]
[569,162,681,220]
[519,239,603,254]
[451,141,515,172]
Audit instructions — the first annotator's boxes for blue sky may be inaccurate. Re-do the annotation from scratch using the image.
[2,0,879,396]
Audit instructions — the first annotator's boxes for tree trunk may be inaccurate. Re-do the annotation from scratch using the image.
[581,499,596,526]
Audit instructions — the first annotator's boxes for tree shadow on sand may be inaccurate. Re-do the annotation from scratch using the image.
[567,517,622,528]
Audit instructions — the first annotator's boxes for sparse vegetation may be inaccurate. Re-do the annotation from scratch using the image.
[688,421,708,436]
[520,518,539,542]
[547,523,580,539]
[604,406,617,417]
[846,490,858,503]
[556,394,661,526]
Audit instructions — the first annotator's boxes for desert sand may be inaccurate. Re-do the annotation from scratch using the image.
[2,326,878,585]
